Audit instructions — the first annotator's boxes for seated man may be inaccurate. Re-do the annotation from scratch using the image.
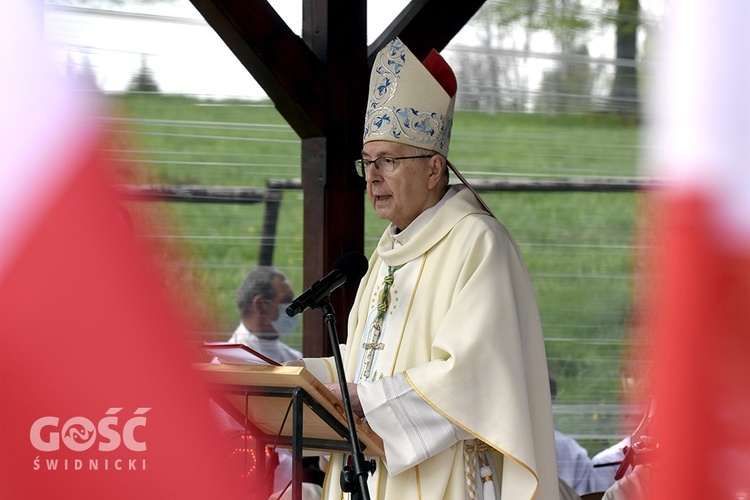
[228,267,301,363]
[217,267,319,498]
[590,437,629,493]
[550,377,596,495]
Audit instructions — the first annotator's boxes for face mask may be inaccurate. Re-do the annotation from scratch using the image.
[271,303,299,335]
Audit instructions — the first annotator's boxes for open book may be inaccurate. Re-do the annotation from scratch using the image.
[200,342,281,366]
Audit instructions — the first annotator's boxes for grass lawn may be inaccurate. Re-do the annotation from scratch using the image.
[110,93,645,454]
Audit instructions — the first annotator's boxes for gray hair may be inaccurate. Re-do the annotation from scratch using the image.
[236,267,286,317]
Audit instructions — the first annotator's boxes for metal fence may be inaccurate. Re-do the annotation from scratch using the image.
[46,0,660,455]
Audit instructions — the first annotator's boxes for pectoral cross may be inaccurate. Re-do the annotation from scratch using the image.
[361,323,385,380]
[359,264,401,381]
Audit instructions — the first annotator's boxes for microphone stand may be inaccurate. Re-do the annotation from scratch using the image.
[317,297,375,500]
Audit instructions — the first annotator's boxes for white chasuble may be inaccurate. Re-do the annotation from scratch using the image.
[353,248,476,491]
[303,186,560,500]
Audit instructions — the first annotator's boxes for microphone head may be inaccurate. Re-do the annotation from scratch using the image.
[285,252,368,318]
[334,251,369,284]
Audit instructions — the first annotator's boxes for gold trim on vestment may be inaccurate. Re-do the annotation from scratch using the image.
[322,358,336,383]
[415,464,423,500]
[402,371,541,499]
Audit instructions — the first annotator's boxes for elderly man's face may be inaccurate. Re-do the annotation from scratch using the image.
[362,140,440,230]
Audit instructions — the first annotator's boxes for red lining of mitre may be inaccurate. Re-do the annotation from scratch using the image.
[422,49,457,98]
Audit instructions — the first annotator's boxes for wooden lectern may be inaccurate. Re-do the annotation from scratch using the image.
[196,363,384,500]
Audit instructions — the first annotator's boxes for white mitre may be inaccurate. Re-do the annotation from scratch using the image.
[363,37,457,157]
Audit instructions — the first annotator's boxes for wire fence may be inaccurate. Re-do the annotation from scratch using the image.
[45,0,662,455]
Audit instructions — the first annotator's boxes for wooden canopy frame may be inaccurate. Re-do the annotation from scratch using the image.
[188,0,487,356]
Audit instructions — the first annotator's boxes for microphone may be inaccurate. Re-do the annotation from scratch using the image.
[286,252,368,317]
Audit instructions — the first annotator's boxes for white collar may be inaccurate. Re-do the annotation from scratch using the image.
[388,186,457,248]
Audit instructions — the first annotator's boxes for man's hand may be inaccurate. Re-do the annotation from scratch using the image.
[325,382,363,419]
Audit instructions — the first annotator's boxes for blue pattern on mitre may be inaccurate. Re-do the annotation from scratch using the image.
[363,38,455,156]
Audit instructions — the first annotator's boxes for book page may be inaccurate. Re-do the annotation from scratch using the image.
[200,342,281,366]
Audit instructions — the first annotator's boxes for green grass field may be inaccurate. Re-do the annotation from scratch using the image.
[110,93,645,454]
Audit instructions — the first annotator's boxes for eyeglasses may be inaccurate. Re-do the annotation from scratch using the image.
[354,154,435,177]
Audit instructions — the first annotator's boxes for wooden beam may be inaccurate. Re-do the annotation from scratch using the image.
[187,0,491,357]
[116,178,655,204]
[369,0,488,62]
[189,0,326,138]
[301,0,368,357]
[116,184,266,203]
[468,178,655,192]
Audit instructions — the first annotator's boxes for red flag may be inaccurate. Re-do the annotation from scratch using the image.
[641,1,750,498]
[0,3,255,498]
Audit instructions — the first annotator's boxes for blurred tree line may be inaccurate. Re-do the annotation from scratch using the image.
[56,0,650,115]
[455,0,646,117]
